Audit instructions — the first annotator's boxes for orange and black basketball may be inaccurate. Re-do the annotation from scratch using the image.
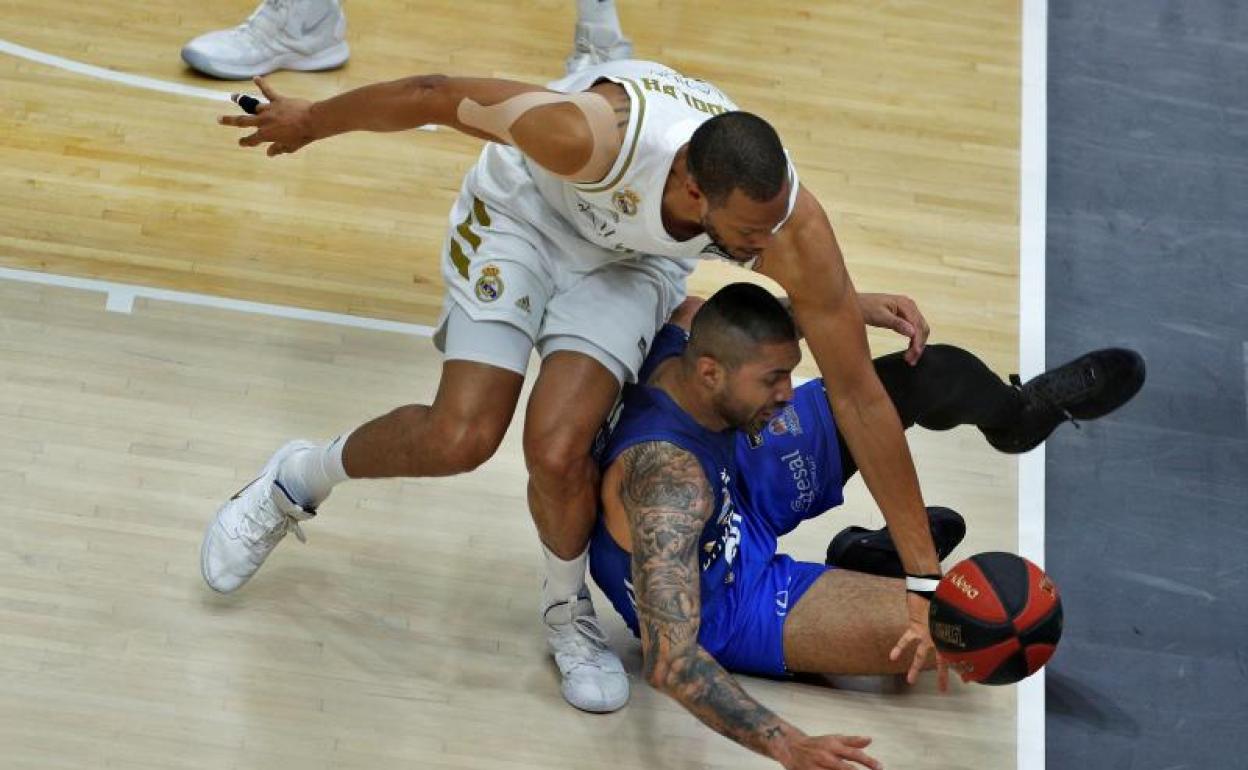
[928,552,1062,685]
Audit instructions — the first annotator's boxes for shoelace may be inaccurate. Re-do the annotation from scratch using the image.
[236,491,306,548]
[551,596,612,668]
[1009,373,1081,430]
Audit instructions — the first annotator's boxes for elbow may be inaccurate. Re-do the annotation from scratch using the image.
[399,73,451,113]
[642,653,679,693]
[401,73,449,94]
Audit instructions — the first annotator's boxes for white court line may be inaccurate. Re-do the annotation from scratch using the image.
[1017,0,1049,769]
[0,266,436,337]
[0,37,435,129]
[0,38,233,102]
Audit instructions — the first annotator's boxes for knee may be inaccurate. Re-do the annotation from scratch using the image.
[523,426,595,486]
[916,344,975,374]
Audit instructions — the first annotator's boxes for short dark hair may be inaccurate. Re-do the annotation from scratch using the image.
[687,283,797,368]
[687,112,788,207]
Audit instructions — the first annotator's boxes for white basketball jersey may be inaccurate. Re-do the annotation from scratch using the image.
[527,60,797,264]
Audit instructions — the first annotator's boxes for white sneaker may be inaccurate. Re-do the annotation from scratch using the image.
[181,0,349,80]
[564,21,634,75]
[543,587,630,713]
[201,440,317,593]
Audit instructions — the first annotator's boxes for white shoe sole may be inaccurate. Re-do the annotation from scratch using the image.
[182,41,350,80]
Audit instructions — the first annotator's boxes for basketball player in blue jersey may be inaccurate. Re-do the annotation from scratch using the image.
[206,60,992,713]
[590,283,1142,768]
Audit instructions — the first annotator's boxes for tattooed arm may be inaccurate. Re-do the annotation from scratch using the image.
[617,440,883,770]
[619,441,793,759]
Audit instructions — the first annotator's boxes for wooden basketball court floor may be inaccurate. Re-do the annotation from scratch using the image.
[0,1,1025,767]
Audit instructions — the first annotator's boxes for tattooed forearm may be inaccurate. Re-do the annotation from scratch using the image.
[659,644,790,757]
[619,442,791,759]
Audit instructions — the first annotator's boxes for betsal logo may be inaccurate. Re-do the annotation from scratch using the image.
[947,572,980,600]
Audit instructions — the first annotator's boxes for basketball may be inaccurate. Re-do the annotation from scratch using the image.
[928,552,1063,685]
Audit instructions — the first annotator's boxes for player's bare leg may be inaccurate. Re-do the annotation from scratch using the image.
[783,570,936,676]
[524,350,630,712]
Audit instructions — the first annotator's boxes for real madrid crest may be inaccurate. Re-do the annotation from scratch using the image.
[475,265,504,303]
[612,188,640,217]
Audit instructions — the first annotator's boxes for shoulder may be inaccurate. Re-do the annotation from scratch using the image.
[755,185,845,288]
[616,440,714,513]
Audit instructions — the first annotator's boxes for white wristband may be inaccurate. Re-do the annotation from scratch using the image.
[905,576,941,595]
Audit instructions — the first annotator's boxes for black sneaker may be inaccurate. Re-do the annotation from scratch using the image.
[825,506,967,576]
[980,347,1146,454]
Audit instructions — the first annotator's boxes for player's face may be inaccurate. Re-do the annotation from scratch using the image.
[701,186,790,263]
[713,340,801,433]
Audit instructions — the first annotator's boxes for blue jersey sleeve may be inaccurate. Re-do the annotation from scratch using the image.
[637,323,688,384]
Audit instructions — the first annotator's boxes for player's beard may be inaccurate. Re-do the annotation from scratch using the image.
[701,215,759,264]
[714,389,781,434]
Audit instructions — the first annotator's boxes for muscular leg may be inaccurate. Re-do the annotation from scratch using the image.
[523,349,631,714]
[342,359,524,479]
[522,351,622,558]
[838,344,1021,479]
[782,570,935,675]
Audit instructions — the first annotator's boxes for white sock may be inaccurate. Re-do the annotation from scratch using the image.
[542,543,589,608]
[576,0,621,28]
[276,433,351,509]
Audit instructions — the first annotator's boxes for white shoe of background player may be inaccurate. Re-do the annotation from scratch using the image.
[565,19,634,75]
[181,0,349,80]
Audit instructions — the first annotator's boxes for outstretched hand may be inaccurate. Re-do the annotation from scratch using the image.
[781,732,883,770]
[889,592,950,691]
[218,76,317,156]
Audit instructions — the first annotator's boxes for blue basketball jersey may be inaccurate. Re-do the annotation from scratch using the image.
[590,325,778,658]
[733,379,845,538]
[589,324,845,667]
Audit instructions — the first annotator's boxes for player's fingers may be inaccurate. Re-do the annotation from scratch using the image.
[888,630,915,662]
[811,746,854,770]
[254,75,280,101]
[839,736,872,748]
[239,131,266,147]
[938,657,950,692]
[841,747,883,770]
[907,341,926,365]
[219,114,260,128]
[267,143,288,157]
[891,316,916,337]
[909,637,932,678]
[905,640,931,684]
[898,297,929,333]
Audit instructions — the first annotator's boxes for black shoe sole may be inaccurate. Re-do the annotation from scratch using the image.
[825,506,967,577]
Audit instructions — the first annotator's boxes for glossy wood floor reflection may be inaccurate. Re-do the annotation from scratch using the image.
[0,0,1022,767]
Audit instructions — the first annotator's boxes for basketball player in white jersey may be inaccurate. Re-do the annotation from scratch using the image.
[181,0,631,79]
[204,60,944,716]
